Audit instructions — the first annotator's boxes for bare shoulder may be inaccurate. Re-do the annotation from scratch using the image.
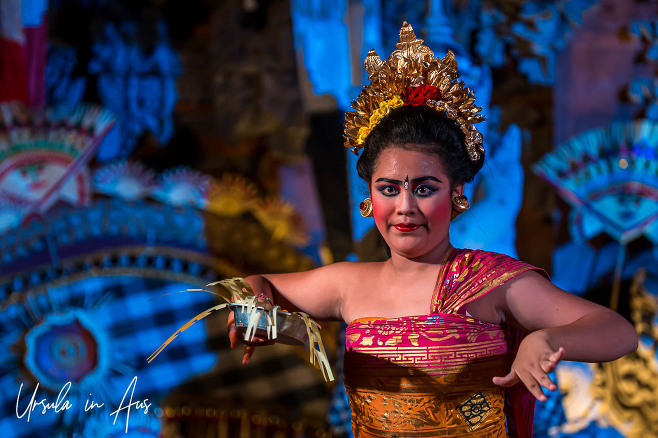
[499,270,611,331]
[315,260,385,289]
[324,260,384,275]
[503,270,556,293]
[466,270,549,321]
[254,260,386,320]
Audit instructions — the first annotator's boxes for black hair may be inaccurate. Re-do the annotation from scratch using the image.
[355,105,484,188]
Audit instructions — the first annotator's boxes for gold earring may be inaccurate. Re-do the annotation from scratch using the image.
[452,194,470,212]
[360,198,373,217]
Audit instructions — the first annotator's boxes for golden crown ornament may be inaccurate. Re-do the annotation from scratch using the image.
[344,22,485,161]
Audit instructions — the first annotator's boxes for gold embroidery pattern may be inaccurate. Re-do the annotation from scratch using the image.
[344,249,544,437]
[346,317,508,371]
[345,317,509,436]
[458,392,492,429]
[348,388,506,437]
[431,248,547,315]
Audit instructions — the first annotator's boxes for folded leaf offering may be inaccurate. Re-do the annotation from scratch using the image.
[147,278,334,382]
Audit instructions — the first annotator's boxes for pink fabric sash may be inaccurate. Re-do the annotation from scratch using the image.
[344,248,548,438]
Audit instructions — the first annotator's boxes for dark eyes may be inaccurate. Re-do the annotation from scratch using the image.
[414,185,436,196]
[379,185,398,196]
[377,185,437,197]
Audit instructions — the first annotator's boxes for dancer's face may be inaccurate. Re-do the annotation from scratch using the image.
[370,148,462,259]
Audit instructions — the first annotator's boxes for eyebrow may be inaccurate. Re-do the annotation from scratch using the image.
[375,176,443,184]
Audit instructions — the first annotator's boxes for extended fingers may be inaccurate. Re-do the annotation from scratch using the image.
[522,363,559,401]
[531,367,556,392]
[497,365,557,402]
[541,347,565,374]
[243,345,255,365]
[229,327,239,349]
[228,310,275,364]
[241,338,275,365]
[495,369,550,401]
[228,312,238,349]
[549,347,565,364]
[492,368,519,387]
[515,368,548,402]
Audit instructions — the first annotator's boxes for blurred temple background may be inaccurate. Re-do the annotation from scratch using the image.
[0,0,657,436]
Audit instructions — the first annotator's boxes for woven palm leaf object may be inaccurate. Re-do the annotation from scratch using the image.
[148,278,335,383]
[533,120,658,245]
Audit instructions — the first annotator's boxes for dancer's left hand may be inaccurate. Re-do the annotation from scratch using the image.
[492,331,565,401]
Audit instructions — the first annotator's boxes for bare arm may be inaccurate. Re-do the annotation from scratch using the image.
[503,271,637,362]
[243,261,358,321]
[491,271,637,400]
[243,263,352,321]
[230,262,356,363]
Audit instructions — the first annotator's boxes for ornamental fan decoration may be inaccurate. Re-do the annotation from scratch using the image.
[343,22,485,160]
[533,119,658,245]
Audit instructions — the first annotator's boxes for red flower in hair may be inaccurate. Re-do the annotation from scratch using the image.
[404,85,442,106]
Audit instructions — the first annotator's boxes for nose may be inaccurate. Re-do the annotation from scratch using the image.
[396,190,418,215]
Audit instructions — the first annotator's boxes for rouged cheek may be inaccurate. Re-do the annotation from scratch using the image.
[371,196,389,228]
[420,196,452,224]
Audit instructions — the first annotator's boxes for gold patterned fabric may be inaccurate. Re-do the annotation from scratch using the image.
[344,248,548,437]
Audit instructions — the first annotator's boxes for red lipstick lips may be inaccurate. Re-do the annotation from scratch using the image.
[393,223,421,232]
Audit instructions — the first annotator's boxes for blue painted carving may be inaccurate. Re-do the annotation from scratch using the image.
[88,21,180,160]
[0,195,219,436]
[0,277,213,437]
[628,78,658,120]
[0,197,210,300]
[626,21,658,120]
[563,424,625,438]
[290,0,352,110]
[450,119,523,258]
[630,20,658,61]
[381,0,426,53]
[475,7,507,68]
[46,44,86,108]
[473,0,597,85]
[361,0,385,70]
[371,0,599,85]
[510,0,597,85]
[24,311,110,392]
[425,0,465,56]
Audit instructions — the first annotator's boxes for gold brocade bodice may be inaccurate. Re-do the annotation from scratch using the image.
[344,315,509,437]
[342,248,546,437]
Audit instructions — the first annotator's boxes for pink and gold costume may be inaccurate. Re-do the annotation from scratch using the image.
[344,248,548,437]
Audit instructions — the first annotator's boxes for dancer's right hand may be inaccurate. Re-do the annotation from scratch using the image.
[227,311,274,365]
[492,331,565,402]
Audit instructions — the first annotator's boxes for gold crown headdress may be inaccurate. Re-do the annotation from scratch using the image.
[344,22,485,161]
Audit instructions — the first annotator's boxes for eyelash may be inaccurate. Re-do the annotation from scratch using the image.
[415,185,437,197]
[377,185,438,197]
[378,185,398,197]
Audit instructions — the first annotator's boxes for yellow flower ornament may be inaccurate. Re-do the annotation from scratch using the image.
[355,95,405,146]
